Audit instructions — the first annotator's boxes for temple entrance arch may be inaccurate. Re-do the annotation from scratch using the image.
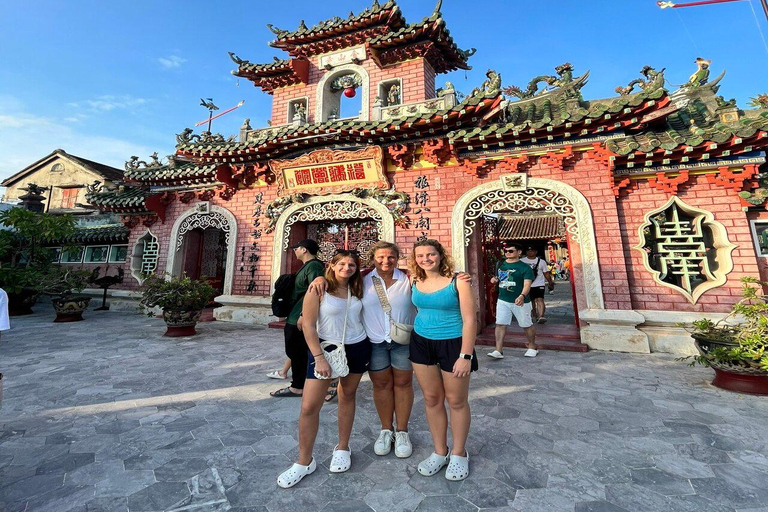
[166,203,237,296]
[451,175,604,321]
[270,194,395,289]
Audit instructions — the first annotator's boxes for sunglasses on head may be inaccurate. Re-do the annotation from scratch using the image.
[334,249,360,257]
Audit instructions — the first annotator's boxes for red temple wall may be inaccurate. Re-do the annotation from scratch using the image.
[616,176,762,313]
[270,57,435,125]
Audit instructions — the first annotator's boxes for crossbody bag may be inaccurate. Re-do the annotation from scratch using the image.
[372,276,413,345]
[313,287,351,379]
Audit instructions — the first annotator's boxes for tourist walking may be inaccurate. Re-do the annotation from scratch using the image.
[520,245,554,324]
[271,239,325,398]
[0,287,9,341]
[277,250,371,488]
[409,239,477,481]
[489,242,537,359]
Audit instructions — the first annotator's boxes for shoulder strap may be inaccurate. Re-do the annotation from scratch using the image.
[371,276,392,315]
[341,286,350,344]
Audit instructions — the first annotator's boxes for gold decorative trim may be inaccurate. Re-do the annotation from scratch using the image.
[451,176,605,310]
[632,196,736,304]
[270,146,387,196]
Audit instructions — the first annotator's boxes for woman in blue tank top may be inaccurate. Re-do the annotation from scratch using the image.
[409,239,477,482]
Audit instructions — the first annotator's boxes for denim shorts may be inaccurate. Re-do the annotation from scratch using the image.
[306,338,371,380]
[369,340,413,372]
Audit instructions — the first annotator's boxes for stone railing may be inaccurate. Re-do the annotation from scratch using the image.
[372,91,458,122]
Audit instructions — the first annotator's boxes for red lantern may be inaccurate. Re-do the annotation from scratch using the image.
[343,87,356,98]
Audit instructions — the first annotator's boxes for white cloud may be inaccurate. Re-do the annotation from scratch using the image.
[0,97,159,182]
[158,55,186,69]
[82,95,148,113]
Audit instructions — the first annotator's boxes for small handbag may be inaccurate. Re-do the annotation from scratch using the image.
[372,276,413,345]
[314,287,351,379]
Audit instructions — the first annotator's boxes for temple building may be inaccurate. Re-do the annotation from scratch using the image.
[88,0,768,354]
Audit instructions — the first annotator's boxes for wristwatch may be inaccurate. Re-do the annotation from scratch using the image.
[459,353,473,360]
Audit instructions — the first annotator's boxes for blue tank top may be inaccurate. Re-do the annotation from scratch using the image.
[412,278,463,339]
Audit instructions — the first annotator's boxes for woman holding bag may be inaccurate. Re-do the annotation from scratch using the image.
[277,250,370,489]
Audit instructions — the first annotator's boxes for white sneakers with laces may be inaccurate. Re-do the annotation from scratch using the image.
[394,430,412,458]
[373,429,394,456]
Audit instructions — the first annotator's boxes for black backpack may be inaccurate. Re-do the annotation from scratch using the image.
[529,257,541,280]
[271,273,297,317]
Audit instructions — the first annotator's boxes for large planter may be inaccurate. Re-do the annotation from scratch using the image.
[694,335,768,395]
[52,295,92,323]
[162,309,202,337]
[8,289,38,316]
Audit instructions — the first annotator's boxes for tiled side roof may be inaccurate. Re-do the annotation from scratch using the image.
[59,224,129,244]
[498,215,565,240]
[607,109,768,155]
[236,58,291,74]
[86,187,151,210]
[124,161,219,184]
[449,82,666,143]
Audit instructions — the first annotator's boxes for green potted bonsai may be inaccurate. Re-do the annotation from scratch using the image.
[683,277,768,395]
[139,273,216,337]
[39,267,96,322]
[0,207,76,315]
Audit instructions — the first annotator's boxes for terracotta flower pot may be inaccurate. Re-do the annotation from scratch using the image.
[694,336,768,396]
[162,309,202,337]
[52,296,92,323]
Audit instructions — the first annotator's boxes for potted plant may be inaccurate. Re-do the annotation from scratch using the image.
[0,207,75,315]
[139,274,216,337]
[682,277,768,395]
[39,267,96,322]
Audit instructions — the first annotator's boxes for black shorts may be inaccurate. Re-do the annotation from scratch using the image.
[306,338,371,379]
[529,286,546,300]
[409,332,478,373]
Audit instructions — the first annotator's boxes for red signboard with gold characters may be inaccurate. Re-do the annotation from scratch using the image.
[270,146,387,196]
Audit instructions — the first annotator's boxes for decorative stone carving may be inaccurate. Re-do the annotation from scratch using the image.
[282,201,383,251]
[633,196,736,304]
[131,231,159,285]
[386,144,415,169]
[421,139,453,166]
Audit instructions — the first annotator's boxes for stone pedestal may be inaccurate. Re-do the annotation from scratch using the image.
[214,295,276,325]
[579,309,650,353]
[635,310,730,355]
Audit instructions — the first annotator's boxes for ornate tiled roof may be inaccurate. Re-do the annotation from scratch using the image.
[124,160,219,185]
[175,90,500,161]
[267,0,405,48]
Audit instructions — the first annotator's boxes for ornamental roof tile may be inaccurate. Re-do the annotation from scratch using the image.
[498,214,565,240]
[124,161,219,183]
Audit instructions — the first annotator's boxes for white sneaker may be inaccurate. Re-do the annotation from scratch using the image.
[374,429,394,456]
[394,430,412,458]
[487,350,504,359]
[524,348,539,357]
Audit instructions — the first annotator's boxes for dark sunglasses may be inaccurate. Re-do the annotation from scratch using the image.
[504,248,517,253]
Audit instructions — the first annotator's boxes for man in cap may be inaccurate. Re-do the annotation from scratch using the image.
[271,239,326,397]
[520,245,554,324]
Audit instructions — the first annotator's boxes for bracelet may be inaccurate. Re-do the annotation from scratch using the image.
[312,352,324,358]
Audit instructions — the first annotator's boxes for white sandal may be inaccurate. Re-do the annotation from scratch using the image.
[417,451,450,477]
[267,370,288,379]
[277,458,316,488]
[445,451,470,481]
[330,445,352,473]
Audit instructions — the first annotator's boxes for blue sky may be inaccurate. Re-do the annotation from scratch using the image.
[1,0,767,183]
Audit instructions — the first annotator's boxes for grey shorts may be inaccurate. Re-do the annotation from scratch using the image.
[369,340,412,372]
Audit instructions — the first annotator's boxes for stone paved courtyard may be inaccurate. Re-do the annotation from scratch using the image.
[1,308,768,512]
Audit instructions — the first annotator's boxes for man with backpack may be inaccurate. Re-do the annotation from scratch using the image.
[520,245,554,324]
[271,239,325,398]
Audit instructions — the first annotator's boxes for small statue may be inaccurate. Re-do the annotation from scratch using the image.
[686,57,711,88]
[292,103,307,123]
[241,118,252,130]
[387,84,401,106]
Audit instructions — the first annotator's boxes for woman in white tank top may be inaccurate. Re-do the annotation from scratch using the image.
[278,250,371,489]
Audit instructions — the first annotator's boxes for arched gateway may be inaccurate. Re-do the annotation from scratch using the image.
[451,175,604,311]
[166,203,238,296]
[269,194,395,290]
